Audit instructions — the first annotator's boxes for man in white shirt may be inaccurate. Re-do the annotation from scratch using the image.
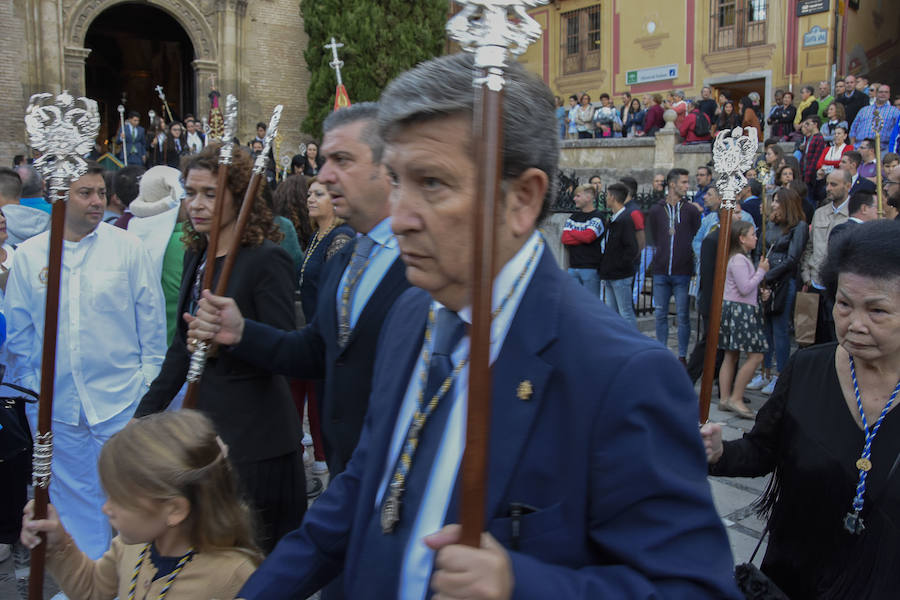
[5,161,166,558]
[184,115,205,154]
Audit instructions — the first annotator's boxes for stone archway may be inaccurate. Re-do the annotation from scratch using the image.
[63,0,218,105]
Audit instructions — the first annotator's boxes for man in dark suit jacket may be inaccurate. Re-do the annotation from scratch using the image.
[189,103,409,479]
[119,110,146,166]
[835,74,870,128]
[194,54,740,600]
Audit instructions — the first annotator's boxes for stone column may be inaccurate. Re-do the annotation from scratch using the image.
[63,47,92,96]
[654,108,677,171]
[192,59,219,120]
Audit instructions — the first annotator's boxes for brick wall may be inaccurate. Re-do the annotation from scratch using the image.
[0,0,28,167]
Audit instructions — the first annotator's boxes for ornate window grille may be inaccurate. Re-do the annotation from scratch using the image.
[710,0,767,52]
[561,4,602,75]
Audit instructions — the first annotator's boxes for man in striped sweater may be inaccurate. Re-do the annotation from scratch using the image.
[561,184,605,298]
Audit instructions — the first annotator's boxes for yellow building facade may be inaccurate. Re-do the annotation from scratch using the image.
[520,0,899,114]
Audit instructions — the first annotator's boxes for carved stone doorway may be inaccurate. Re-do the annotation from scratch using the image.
[84,3,196,148]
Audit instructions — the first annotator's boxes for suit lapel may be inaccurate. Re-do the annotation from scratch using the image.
[344,256,406,349]
[177,252,202,318]
[447,251,561,522]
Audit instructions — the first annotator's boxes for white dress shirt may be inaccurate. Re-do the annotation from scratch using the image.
[5,222,166,425]
[186,131,203,153]
[374,230,544,600]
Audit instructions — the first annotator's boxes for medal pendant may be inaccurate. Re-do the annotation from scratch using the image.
[381,496,400,534]
[669,227,675,236]
[856,457,872,472]
[843,510,865,535]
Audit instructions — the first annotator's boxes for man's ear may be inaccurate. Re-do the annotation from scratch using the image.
[503,168,548,237]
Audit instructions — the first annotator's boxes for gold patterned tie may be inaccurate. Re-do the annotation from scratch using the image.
[337,235,375,348]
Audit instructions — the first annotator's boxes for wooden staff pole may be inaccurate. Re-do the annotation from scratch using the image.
[874,107,884,218]
[459,78,504,548]
[698,207,732,424]
[447,0,546,548]
[698,127,758,423]
[28,195,66,600]
[24,91,100,600]
[182,105,281,409]
[182,95,238,409]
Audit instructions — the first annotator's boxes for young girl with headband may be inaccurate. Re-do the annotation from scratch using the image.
[21,410,260,599]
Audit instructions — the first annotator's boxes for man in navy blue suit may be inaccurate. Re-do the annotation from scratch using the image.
[191,53,740,599]
[118,111,146,166]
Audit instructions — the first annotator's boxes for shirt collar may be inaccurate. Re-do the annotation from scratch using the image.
[833,198,849,214]
[611,206,626,222]
[457,230,542,326]
[366,217,397,248]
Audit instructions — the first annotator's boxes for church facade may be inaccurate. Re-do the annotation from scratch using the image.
[1,0,311,166]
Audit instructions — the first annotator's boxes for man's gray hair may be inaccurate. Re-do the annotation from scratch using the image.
[323,102,385,163]
[377,53,559,222]
[15,165,43,197]
[748,91,760,103]
[673,90,685,100]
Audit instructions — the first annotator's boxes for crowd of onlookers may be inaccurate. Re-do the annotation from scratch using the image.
[557,75,900,154]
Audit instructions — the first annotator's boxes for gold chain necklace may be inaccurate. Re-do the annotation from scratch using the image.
[298,223,336,291]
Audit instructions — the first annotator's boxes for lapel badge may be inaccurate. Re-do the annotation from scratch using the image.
[516,380,533,401]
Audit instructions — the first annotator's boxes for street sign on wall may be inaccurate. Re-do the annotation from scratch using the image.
[803,25,828,47]
[626,64,678,86]
[798,0,830,17]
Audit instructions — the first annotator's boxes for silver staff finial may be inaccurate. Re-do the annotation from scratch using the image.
[325,37,345,87]
[447,0,547,91]
[713,127,758,210]
[25,91,100,202]
[218,94,240,164]
[254,105,284,174]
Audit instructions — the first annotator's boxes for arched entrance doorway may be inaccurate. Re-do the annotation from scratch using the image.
[84,3,195,149]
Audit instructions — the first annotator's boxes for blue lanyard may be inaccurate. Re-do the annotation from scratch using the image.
[844,355,900,534]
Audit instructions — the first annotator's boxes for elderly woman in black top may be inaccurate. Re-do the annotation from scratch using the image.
[702,220,900,599]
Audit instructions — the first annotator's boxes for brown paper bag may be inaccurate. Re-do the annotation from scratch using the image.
[794,291,819,346]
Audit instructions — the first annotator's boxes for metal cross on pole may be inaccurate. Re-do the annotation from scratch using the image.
[24,90,100,600]
[324,36,345,87]
[698,126,758,424]
[446,0,546,548]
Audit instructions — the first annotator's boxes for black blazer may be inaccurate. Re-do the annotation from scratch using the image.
[232,238,410,475]
[135,241,301,464]
[598,214,638,280]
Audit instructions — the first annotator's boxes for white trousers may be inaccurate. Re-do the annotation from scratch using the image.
[27,403,134,560]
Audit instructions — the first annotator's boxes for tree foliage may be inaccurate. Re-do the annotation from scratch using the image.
[300,0,448,137]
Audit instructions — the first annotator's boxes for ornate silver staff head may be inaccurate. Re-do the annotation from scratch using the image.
[25,91,100,202]
[280,154,291,169]
[299,142,308,157]
[201,116,210,138]
[148,109,156,122]
[117,104,125,117]
[155,85,166,102]
[713,126,758,210]
[218,94,239,164]
[446,0,546,91]
[253,105,283,174]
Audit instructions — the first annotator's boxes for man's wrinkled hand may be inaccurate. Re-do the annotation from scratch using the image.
[425,525,513,600]
[184,290,245,348]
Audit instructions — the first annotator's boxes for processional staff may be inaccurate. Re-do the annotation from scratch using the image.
[325,36,345,87]
[873,107,885,218]
[698,127,758,423]
[24,90,100,600]
[183,94,239,407]
[183,105,282,403]
[155,84,175,123]
[117,104,128,164]
[183,104,283,409]
[445,0,545,547]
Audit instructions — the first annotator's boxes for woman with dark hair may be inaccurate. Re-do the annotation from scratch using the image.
[157,121,187,169]
[755,187,809,394]
[703,219,900,600]
[714,100,741,135]
[291,141,324,177]
[816,125,853,178]
[740,96,763,140]
[272,174,314,251]
[775,163,798,188]
[821,101,848,143]
[574,93,595,139]
[767,91,796,140]
[623,97,645,137]
[793,85,819,131]
[134,144,305,553]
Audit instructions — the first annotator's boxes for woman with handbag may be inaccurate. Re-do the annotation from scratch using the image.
[754,188,809,394]
[702,220,900,600]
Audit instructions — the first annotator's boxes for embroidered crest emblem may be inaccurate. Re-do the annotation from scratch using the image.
[517,380,533,401]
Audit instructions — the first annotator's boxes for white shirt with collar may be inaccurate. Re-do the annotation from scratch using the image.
[5,222,166,426]
[186,131,203,153]
[335,217,401,329]
[375,230,544,600]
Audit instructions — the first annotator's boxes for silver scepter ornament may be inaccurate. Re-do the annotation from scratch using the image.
[253,105,283,174]
[25,91,100,203]
[713,126,758,209]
